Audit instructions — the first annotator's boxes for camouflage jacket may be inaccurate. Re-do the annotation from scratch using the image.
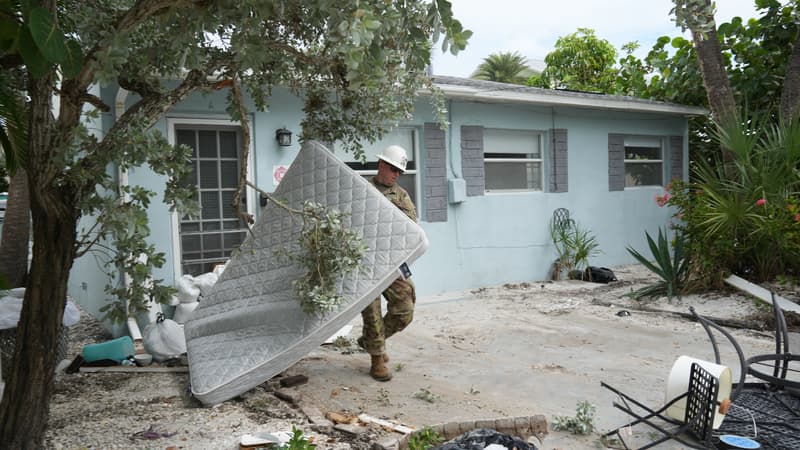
[370,177,417,222]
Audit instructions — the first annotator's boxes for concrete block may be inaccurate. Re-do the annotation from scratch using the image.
[494,417,516,436]
[475,419,496,431]
[373,435,402,450]
[442,421,461,440]
[458,420,476,435]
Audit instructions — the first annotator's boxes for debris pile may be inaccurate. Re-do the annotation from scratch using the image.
[433,428,537,450]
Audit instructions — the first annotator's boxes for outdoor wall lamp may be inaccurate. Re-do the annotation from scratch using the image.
[275,128,292,147]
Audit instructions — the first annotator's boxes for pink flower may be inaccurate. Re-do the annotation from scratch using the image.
[755,198,767,207]
[655,193,671,207]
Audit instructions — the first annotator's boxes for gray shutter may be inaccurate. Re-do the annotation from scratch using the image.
[549,129,568,193]
[608,134,625,191]
[424,123,447,222]
[461,126,485,196]
[669,136,684,182]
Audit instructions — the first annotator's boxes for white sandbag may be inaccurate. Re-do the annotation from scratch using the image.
[167,294,180,306]
[0,296,22,330]
[63,300,81,327]
[193,272,219,297]
[176,275,200,303]
[143,313,187,362]
[0,296,82,329]
[173,301,199,324]
[212,261,228,277]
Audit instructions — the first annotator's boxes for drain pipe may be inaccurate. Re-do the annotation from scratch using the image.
[115,87,143,344]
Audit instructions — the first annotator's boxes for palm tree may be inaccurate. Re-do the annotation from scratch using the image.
[471,51,538,85]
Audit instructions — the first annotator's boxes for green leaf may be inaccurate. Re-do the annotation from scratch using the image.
[28,6,68,64]
[61,39,84,78]
[18,25,50,77]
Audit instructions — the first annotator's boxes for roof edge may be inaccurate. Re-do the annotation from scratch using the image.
[432,76,708,117]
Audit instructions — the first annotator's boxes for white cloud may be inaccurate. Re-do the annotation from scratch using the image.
[432,0,767,77]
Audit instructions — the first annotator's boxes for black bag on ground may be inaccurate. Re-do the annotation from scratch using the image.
[583,266,617,283]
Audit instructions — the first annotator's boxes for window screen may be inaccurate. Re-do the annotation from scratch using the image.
[484,129,543,192]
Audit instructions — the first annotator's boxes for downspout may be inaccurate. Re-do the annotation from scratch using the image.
[447,99,461,179]
[115,87,143,343]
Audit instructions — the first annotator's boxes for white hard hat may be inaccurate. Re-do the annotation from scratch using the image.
[377,145,408,172]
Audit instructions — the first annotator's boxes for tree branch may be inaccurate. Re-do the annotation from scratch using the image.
[230,75,255,226]
[77,55,230,190]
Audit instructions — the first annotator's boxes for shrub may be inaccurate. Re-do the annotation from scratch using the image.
[627,227,690,300]
[549,211,600,279]
[552,400,596,435]
[659,118,800,285]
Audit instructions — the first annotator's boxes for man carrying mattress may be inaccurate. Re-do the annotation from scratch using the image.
[358,145,417,381]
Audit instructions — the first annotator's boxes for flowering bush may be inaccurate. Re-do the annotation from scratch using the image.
[654,118,800,285]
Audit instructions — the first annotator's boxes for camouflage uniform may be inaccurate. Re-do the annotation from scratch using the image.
[360,177,417,356]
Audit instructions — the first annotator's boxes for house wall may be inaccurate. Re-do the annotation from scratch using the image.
[411,101,685,294]
[68,85,688,332]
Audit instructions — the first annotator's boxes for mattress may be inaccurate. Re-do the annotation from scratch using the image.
[184,140,429,405]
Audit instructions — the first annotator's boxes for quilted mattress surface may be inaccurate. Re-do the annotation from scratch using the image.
[184,140,429,405]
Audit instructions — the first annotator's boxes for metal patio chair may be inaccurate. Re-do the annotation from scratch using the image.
[711,291,800,450]
[601,362,721,449]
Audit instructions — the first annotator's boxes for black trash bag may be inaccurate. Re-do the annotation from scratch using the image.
[582,266,617,284]
[431,428,536,450]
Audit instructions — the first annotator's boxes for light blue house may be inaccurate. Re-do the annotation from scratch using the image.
[69,76,705,332]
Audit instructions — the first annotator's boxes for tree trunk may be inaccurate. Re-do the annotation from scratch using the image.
[780,33,800,124]
[0,65,77,448]
[691,26,738,163]
[0,169,30,287]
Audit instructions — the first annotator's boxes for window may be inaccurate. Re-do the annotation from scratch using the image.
[175,126,249,276]
[624,136,663,187]
[334,127,418,205]
[484,129,543,192]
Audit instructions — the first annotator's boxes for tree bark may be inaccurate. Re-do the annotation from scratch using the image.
[692,26,738,163]
[0,169,30,287]
[0,61,78,450]
[780,33,800,124]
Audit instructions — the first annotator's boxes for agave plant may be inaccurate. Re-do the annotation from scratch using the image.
[626,228,690,300]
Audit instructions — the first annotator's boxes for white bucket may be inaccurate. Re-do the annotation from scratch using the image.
[665,355,732,429]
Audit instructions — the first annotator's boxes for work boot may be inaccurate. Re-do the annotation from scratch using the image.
[370,354,392,381]
[357,336,388,362]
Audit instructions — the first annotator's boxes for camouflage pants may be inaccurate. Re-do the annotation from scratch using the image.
[360,277,416,356]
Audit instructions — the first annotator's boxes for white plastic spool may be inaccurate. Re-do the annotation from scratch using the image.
[665,355,733,429]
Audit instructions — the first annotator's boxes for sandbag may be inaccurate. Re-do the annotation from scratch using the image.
[0,296,81,329]
[143,313,186,361]
[173,301,199,324]
[193,272,219,297]
[176,275,200,303]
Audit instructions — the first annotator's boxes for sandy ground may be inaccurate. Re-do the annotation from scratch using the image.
[42,264,796,449]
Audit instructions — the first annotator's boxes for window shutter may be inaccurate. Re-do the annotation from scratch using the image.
[424,123,447,222]
[669,136,684,182]
[461,125,485,196]
[608,134,625,191]
[549,129,568,193]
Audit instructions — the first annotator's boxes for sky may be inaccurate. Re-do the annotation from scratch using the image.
[431,0,766,77]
